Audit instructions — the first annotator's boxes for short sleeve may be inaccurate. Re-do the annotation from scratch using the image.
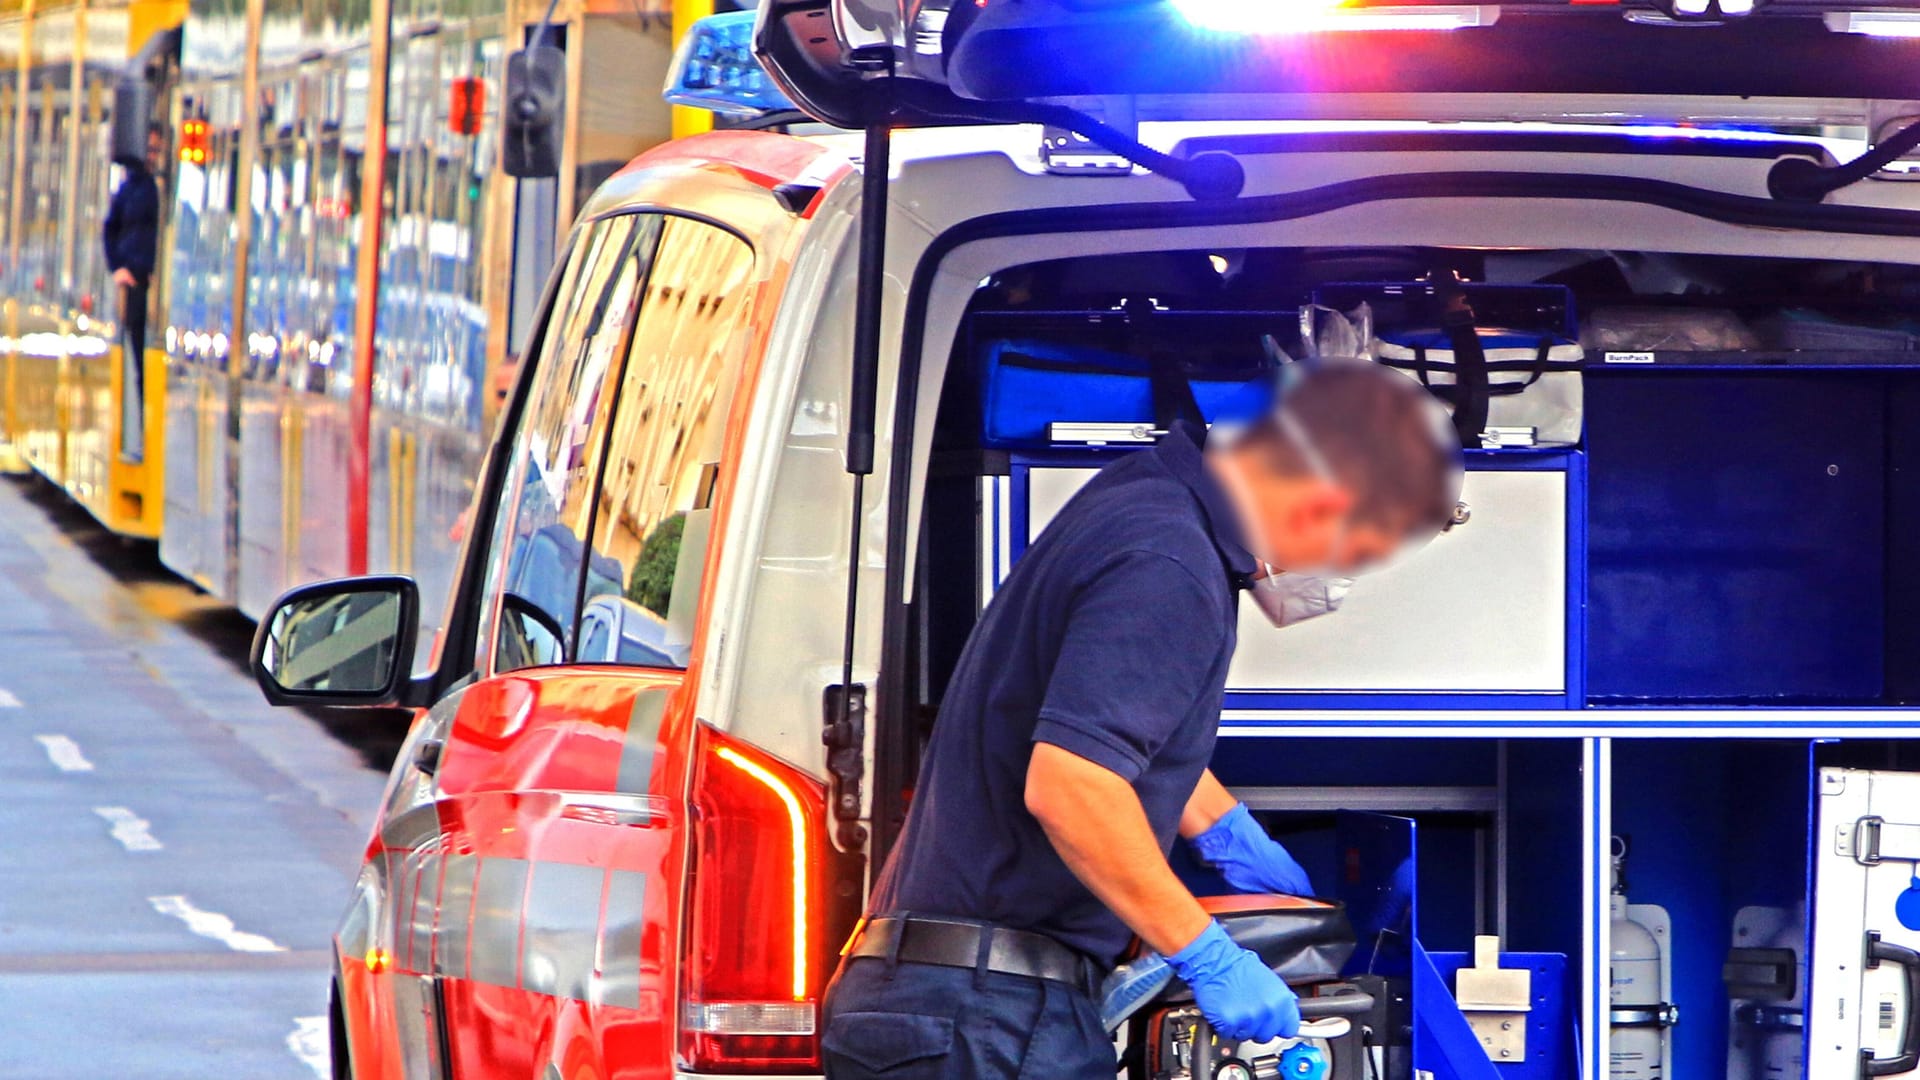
[1034,550,1229,782]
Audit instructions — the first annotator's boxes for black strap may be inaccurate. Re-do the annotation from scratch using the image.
[1440,307,1490,449]
[1516,338,1555,391]
[1377,352,1578,378]
[1146,350,1205,431]
[1410,344,1435,389]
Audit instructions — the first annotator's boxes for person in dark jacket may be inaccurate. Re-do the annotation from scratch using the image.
[103,123,164,460]
[822,362,1464,1080]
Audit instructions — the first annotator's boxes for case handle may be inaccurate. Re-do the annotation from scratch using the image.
[1863,932,1920,1078]
[1299,989,1377,1019]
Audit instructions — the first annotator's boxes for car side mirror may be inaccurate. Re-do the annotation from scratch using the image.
[496,591,568,668]
[502,45,565,178]
[250,576,420,707]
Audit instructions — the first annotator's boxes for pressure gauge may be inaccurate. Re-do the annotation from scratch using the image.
[1213,1057,1255,1080]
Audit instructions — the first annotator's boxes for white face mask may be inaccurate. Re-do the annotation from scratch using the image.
[1248,563,1355,629]
[1238,410,1358,628]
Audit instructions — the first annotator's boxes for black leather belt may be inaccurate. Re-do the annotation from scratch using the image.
[849,916,1101,993]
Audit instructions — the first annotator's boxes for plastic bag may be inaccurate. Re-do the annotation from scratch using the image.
[1299,303,1374,360]
[1581,307,1760,352]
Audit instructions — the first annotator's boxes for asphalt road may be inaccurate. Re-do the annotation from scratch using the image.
[0,475,392,1078]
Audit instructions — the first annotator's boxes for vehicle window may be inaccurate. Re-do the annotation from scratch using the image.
[473,212,664,673]
[582,217,755,670]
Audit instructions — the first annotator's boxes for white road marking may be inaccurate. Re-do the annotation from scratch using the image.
[287,1015,329,1080]
[34,734,94,772]
[0,688,22,707]
[93,806,163,852]
[147,895,287,954]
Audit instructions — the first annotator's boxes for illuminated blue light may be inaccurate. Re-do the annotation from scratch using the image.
[1175,0,1336,32]
[664,10,797,116]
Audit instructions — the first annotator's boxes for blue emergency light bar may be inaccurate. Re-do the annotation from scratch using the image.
[664,10,797,117]
[1172,0,1497,33]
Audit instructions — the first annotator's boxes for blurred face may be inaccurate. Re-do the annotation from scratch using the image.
[1236,469,1407,575]
[1213,407,1435,577]
[146,131,165,172]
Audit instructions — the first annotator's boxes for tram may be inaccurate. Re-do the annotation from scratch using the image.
[0,0,710,651]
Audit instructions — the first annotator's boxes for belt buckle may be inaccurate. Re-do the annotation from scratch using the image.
[1074,954,1102,997]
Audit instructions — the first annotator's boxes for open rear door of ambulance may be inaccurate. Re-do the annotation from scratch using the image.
[750,7,1920,1080]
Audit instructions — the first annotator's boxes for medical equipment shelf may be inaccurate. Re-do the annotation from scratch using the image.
[1234,783,1501,813]
[1218,708,1920,738]
[1218,727,1914,1080]
[1586,349,1920,370]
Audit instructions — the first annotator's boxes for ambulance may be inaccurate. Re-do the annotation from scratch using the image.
[250,1,1920,1077]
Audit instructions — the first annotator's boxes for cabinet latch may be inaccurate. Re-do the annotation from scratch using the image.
[822,684,868,852]
[1843,815,1920,866]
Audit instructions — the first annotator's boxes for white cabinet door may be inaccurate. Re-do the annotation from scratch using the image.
[1021,466,1568,695]
[1230,469,1566,694]
[1810,768,1920,1080]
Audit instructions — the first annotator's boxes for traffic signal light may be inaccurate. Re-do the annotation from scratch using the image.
[449,76,485,137]
[179,118,210,165]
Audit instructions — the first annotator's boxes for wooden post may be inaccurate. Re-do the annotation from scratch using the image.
[6,0,34,279]
[55,0,81,295]
[347,0,393,575]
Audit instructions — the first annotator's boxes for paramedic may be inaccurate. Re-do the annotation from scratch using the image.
[822,361,1462,1080]
[103,122,164,461]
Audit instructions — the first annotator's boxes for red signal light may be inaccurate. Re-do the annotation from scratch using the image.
[449,77,485,136]
[179,119,211,165]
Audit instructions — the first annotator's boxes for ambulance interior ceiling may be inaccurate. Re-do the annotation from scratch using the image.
[920,245,1920,712]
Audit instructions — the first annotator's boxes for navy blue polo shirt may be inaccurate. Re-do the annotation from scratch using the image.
[872,422,1256,964]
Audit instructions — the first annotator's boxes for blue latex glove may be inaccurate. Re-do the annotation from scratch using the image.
[1167,921,1302,1043]
[1190,802,1314,897]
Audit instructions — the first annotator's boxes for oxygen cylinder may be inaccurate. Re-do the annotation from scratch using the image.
[1610,837,1669,1079]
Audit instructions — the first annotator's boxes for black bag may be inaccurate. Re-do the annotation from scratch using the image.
[1152,896,1356,998]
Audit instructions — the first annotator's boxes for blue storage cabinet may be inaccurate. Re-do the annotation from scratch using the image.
[963,326,1920,1079]
[1586,374,1886,703]
[1577,368,1920,1080]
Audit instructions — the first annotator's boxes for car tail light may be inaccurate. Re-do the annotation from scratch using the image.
[680,725,837,1073]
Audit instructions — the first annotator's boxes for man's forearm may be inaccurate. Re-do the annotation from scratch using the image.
[1026,743,1211,957]
[1179,768,1239,840]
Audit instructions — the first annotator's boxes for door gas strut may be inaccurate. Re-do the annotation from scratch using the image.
[1769,114,1920,203]
[889,81,1247,202]
[827,74,898,858]
[831,79,1247,860]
